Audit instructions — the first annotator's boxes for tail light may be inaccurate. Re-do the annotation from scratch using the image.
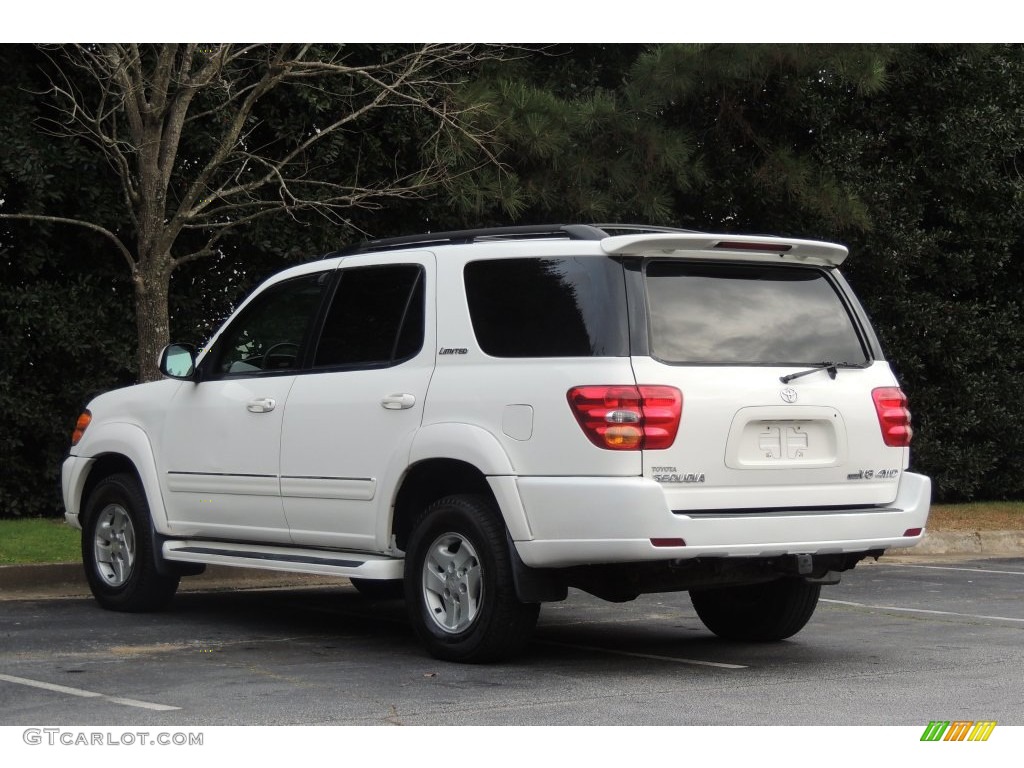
[567,386,682,451]
[71,410,92,446]
[872,388,913,447]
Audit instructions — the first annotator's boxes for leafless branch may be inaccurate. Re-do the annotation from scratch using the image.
[10,43,512,379]
[0,213,135,271]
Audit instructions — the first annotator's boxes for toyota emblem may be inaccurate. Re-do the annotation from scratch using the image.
[780,387,798,403]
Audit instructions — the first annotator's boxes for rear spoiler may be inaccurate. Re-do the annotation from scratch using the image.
[601,233,848,266]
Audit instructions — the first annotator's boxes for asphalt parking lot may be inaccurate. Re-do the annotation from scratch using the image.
[1,555,1022,726]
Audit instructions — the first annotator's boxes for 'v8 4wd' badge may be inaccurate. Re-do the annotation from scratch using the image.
[847,468,900,481]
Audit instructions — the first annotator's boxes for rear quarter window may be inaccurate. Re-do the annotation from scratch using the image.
[464,257,628,357]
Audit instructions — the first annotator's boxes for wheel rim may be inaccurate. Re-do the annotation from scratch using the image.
[92,503,136,587]
[421,532,483,634]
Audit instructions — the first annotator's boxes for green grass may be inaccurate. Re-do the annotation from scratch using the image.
[0,518,80,565]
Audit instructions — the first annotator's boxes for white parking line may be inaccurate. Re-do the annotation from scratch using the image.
[821,599,1024,624]
[0,673,180,711]
[881,563,1024,576]
[536,640,748,668]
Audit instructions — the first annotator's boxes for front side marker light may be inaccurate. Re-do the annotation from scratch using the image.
[71,410,92,446]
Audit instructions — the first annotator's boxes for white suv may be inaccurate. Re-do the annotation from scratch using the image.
[62,224,931,662]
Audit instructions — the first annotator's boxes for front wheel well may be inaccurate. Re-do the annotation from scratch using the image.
[80,454,143,521]
[392,459,494,551]
[78,452,203,578]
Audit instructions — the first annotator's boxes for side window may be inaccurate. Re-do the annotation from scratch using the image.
[211,273,327,377]
[313,264,424,368]
[464,257,629,357]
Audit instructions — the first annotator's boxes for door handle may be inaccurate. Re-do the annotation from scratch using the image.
[381,393,416,410]
[247,398,277,413]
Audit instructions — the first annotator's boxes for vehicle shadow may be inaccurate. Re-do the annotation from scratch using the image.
[159,585,848,670]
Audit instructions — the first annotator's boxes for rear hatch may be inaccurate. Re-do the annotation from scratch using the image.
[613,237,911,513]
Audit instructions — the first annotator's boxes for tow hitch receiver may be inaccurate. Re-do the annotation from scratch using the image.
[793,554,842,585]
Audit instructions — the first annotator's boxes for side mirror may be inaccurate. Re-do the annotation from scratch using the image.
[159,343,198,380]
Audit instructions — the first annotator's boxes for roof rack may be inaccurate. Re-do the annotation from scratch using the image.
[336,223,701,256]
[589,223,703,236]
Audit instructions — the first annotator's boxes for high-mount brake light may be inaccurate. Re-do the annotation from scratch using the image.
[71,410,92,446]
[567,385,682,451]
[714,241,792,253]
[872,387,913,447]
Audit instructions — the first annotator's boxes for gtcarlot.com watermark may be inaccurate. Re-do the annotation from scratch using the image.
[23,728,203,747]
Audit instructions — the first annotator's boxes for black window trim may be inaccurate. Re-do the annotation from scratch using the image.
[389,267,425,364]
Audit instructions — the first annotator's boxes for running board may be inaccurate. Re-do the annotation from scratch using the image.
[162,540,404,580]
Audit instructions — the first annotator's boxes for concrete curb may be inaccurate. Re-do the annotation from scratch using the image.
[0,563,344,599]
[909,530,1024,557]
[0,562,83,591]
[1,531,1021,598]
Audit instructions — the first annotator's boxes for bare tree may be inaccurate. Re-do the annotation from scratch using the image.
[1,44,499,380]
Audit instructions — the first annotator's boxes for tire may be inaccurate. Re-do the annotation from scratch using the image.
[81,473,179,612]
[350,578,405,600]
[689,578,821,642]
[404,494,539,663]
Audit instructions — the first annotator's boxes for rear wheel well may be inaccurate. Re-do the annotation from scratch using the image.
[392,459,494,551]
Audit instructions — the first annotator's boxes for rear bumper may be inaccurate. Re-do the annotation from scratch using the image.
[513,471,931,568]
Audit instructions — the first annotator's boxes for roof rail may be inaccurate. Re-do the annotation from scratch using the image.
[589,223,703,236]
[335,223,702,255]
[336,224,604,255]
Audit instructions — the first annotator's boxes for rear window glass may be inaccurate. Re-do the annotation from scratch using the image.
[645,261,868,365]
[464,257,628,357]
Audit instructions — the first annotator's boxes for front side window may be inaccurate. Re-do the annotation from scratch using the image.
[313,264,424,368]
[645,261,869,365]
[211,273,327,376]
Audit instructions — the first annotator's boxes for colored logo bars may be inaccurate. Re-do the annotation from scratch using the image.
[920,721,997,742]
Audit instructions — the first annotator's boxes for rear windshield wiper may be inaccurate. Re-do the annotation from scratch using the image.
[780,362,842,383]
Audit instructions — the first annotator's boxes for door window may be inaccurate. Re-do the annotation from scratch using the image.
[210,273,328,377]
[313,264,424,369]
